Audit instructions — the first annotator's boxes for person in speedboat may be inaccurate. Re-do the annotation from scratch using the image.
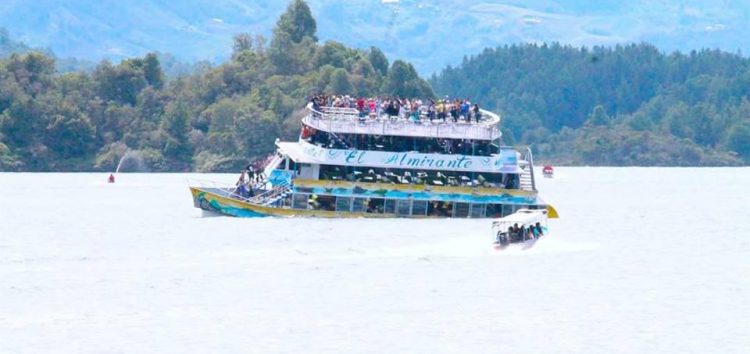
[511,223,521,242]
[533,222,544,238]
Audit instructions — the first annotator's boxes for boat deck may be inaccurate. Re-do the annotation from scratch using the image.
[303,105,502,140]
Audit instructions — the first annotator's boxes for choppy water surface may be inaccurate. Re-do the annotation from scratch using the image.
[1,169,748,353]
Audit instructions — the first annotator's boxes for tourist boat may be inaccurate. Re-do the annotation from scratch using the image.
[542,165,554,178]
[491,208,548,250]
[189,100,559,219]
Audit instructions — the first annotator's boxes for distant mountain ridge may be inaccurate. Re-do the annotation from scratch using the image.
[1,0,749,73]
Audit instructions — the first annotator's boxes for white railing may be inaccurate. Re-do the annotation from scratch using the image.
[189,178,271,203]
[188,178,244,199]
[305,103,502,140]
[248,181,292,205]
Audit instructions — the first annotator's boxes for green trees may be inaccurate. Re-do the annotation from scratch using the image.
[44,108,96,159]
[386,60,434,98]
[94,60,146,105]
[587,105,611,127]
[269,0,318,75]
[142,53,164,90]
[727,123,750,161]
[0,0,434,171]
[275,0,318,43]
[5,52,55,97]
[0,52,55,152]
[315,41,347,68]
[330,68,352,94]
[160,100,192,165]
[431,43,750,165]
[368,47,389,76]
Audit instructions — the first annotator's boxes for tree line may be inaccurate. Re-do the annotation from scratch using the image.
[3,1,749,170]
[0,0,432,172]
[431,43,750,165]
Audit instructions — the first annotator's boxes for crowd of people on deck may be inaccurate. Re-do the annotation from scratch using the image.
[303,126,495,155]
[234,165,266,199]
[318,165,517,189]
[309,94,483,123]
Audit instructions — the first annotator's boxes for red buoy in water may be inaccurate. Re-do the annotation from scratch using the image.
[108,173,115,183]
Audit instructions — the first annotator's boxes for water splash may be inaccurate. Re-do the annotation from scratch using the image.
[115,150,145,173]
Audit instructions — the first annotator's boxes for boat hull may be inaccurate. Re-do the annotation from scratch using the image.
[191,187,270,217]
[190,186,559,219]
[191,187,400,218]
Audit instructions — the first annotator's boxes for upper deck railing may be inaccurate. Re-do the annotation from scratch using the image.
[303,103,502,141]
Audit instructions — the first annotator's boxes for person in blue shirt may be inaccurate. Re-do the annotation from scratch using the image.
[460,100,470,121]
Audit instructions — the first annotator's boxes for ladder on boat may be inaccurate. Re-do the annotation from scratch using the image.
[329,131,349,149]
[519,166,534,191]
[519,147,537,191]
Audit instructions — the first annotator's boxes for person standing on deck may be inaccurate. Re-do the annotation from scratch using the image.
[460,100,470,121]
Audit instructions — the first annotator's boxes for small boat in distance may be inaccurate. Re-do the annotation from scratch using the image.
[492,209,549,250]
[542,165,554,178]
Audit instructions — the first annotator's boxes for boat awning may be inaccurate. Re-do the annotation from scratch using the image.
[276,141,316,164]
[492,209,547,226]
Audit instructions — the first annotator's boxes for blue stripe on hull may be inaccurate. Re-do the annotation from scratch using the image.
[195,192,269,218]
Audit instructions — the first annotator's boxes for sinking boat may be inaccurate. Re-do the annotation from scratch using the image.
[189,99,559,219]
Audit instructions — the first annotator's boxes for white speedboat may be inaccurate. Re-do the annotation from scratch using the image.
[491,209,549,250]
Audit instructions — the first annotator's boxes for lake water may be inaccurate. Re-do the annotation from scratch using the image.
[1,169,748,353]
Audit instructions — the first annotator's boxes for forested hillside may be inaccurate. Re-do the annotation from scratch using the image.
[432,43,750,165]
[0,0,431,172]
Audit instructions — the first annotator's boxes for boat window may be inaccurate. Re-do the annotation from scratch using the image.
[411,200,428,216]
[453,203,470,218]
[292,193,308,209]
[396,200,411,216]
[351,198,367,213]
[499,204,512,217]
[367,198,384,213]
[427,201,452,217]
[335,197,351,212]
[313,195,336,211]
[486,204,503,218]
[384,199,397,214]
[469,203,486,218]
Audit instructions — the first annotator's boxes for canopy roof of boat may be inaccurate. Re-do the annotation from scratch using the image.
[492,209,548,227]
